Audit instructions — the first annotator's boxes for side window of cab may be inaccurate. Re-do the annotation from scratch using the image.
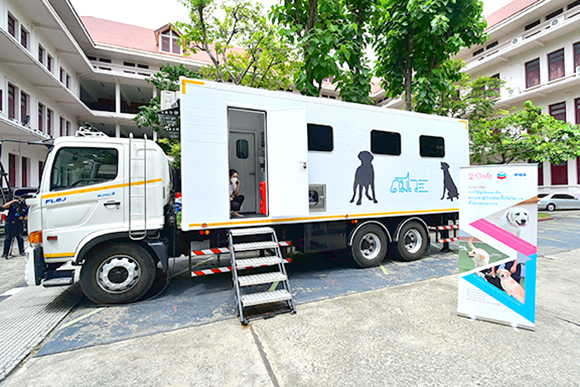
[50,147,119,191]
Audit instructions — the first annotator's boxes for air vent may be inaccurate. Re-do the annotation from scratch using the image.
[511,36,522,45]
[309,184,326,212]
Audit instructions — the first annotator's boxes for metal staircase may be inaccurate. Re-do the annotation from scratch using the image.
[228,227,296,324]
[128,133,147,240]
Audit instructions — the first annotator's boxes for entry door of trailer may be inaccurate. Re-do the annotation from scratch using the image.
[266,107,309,217]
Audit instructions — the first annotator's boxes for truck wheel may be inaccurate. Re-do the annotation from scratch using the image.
[547,203,556,212]
[350,224,388,268]
[80,243,156,304]
[394,221,428,262]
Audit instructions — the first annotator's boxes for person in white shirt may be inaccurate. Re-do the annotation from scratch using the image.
[229,169,244,217]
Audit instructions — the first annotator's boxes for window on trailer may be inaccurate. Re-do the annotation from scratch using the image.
[307,124,333,152]
[419,135,445,157]
[371,130,401,155]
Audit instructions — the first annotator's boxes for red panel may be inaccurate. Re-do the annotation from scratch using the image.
[548,49,565,81]
[538,163,543,186]
[22,157,28,187]
[525,59,540,88]
[551,161,568,185]
[8,154,16,187]
[259,181,267,215]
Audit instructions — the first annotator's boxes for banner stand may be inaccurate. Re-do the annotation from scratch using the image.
[457,164,537,330]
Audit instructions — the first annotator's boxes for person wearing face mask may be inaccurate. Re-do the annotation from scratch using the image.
[229,169,244,217]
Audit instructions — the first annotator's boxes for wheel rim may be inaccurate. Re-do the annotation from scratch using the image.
[359,232,382,260]
[96,255,141,294]
[404,229,423,254]
[548,204,555,211]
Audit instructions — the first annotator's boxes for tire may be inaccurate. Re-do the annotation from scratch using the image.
[394,221,429,262]
[350,224,388,268]
[547,203,556,212]
[80,243,156,304]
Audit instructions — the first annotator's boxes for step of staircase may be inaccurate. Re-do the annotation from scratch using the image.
[229,227,274,236]
[236,256,283,269]
[233,241,279,252]
[241,289,292,307]
[238,272,287,287]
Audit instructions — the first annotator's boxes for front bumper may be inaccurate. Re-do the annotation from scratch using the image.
[24,246,45,286]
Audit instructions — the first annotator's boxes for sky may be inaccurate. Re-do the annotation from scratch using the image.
[70,0,509,30]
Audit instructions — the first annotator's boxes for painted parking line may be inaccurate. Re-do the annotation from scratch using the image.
[60,308,105,329]
[268,281,279,291]
[380,265,389,275]
[0,287,26,298]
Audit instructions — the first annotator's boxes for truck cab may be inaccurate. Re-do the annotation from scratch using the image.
[25,131,172,304]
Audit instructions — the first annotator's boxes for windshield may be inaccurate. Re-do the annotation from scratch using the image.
[50,147,118,191]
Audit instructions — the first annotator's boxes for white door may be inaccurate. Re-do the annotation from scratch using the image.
[266,107,308,217]
[41,145,125,259]
[229,132,257,213]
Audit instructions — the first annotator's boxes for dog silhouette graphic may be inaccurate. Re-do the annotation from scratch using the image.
[440,162,459,201]
[350,151,378,205]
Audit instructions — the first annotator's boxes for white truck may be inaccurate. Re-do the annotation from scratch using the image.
[25,79,468,313]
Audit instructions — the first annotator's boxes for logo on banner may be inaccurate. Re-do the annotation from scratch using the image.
[469,172,492,180]
[514,172,527,179]
[497,172,507,180]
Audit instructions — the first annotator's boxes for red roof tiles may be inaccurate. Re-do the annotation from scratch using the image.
[486,0,542,29]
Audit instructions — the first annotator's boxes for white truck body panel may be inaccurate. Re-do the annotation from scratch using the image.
[180,79,469,231]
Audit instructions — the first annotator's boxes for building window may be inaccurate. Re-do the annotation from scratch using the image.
[486,41,499,50]
[9,154,16,187]
[47,109,53,136]
[490,73,500,95]
[551,161,568,185]
[38,103,44,132]
[66,74,71,89]
[47,55,53,72]
[8,14,16,38]
[307,123,333,152]
[472,48,484,57]
[419,135,445,158]
[548,49,565,81]
[569,0,580,9]
[574,42,580,73]
[60,68,65,83]
[538,163,544,186]
[549,102,566,122]
[60,117,65,136]
[8,84,16,120]
[21,92,29,125]
[160,30,181,54]
[38,45,45,64]
[20,26,29,50]
[525,58,540,88]
[575,98,580,125]
[546,8,563,20]
[371,130,401,155]
[124,61,135,67]
[22,157,29,187]
[66,121,71,136]
[137,64,149,69]
[524,20,540,30]
[98,58,112,63]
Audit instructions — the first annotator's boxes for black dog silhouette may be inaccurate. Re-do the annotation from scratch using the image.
[350,151,378,205]
[440,162,459,201]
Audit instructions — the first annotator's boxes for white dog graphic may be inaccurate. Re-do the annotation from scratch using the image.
[468,237,490,269]
[499,207,530,238]
[497,268,525,303]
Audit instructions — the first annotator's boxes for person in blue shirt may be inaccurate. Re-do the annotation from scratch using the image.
[2,198,28,258]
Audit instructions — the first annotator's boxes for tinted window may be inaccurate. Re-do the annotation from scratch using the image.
[50,147,118,191]
[307,123,333,152]
[420,135,445,157]
[371,130,401,155]
[236,139,249,159]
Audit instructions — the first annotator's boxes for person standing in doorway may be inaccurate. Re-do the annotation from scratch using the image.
[2,197,28,258]
[230,169,245,218]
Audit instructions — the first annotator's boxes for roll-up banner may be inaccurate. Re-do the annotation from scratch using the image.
[458,164,537,330]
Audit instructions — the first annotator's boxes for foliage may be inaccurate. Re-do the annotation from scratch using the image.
[271,0,374,104]
[134,64,199,131]
[372,0,487,112]
[177,0,298,90]
[157,138,182,169]
[470,101,580,165]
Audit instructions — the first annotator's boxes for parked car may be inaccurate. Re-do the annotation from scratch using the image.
[538,193,580,211]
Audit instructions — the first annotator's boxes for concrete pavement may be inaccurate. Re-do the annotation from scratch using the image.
[4,249,579,387]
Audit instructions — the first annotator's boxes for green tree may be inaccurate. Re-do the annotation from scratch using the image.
[372,0,487,113]
[177,0,298,90]
[271,0,374,104]
[470,101,580,165]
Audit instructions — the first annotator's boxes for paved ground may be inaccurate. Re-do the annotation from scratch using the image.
[0,239,30,296]
[3,248,579,387]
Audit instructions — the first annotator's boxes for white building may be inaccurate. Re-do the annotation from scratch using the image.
[457,0,580,194]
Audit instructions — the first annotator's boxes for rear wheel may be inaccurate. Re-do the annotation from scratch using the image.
[80,243,156,304]
[350,224,388,268]
[394,221,429,262]
[547,203,556,212]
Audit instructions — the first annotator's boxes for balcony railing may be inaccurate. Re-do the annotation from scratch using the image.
[90,61,154,78]
[465,5,580,70]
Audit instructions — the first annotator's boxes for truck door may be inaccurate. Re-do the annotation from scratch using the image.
[266,107,309,217]
[41,145,124,260]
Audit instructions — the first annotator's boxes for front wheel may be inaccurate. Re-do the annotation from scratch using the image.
[80,243,156,304]
[547,203,556,212]
[350,224,388,268]
[394,221,429,262]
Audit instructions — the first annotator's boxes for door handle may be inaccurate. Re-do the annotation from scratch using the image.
[104,201,121,208]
